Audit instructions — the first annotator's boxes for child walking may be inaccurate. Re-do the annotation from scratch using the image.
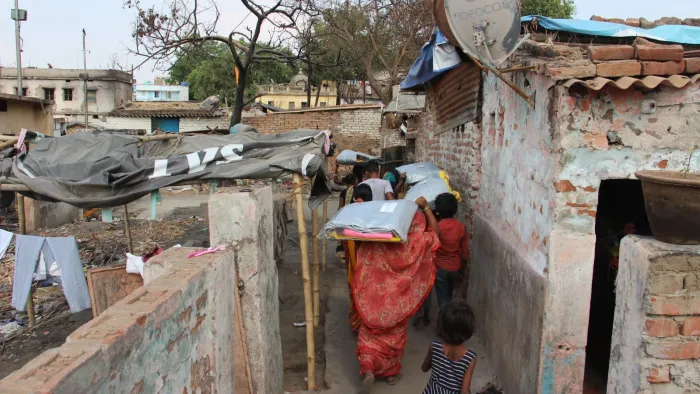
[433,193,469,307]
[413,193,469,327]
[421,301,477,394]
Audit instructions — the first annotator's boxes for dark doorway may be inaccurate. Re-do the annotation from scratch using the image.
[584,180,651,393]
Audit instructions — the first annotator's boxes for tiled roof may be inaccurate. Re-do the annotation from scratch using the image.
[108,101,226,118]
[590,16,700,29]
[512,37,700,90]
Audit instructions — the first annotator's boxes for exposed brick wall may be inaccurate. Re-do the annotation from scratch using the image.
[413,88,483,234]
[245,106,383,156]
[610,237,700,394]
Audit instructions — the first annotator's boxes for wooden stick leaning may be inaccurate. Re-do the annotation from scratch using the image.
[123,204,134,254]
[321,201,328,273]
[312,208,320,328]
[292,173,315,390]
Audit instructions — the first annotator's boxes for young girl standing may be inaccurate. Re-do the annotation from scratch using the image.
[421,301,477,394]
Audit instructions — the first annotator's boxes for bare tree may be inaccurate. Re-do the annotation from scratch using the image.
[315,0,432,105]
[124,0,309,125]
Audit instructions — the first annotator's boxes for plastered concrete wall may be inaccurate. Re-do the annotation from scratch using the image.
[245,107,383,156]
[0,247,241,394]
[0,99,53,135]
[208,186,283,394]
[103,116,150,131]
[609,236,700,394]
[545,83,700,393]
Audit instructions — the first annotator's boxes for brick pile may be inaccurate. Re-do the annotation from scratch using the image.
[641,253,700,392]
[245,106,383,156]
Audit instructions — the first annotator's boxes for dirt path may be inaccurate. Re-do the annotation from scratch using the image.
[280,197,340,392]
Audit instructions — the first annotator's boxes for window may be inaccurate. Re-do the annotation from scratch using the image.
[63,88,73,101]
[301,102,308,108]
[14,87,27,96]
[165,91,172,100]
[320,102,327,107]
[288,102,295,110]
[267,101,274,105]
[43,88,55,101]
[87,89,97,103]
[0,100,7,112]
[154,91,160,98]
[92,115,99,119]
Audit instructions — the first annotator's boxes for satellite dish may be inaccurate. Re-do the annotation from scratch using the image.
[442,0,522,66]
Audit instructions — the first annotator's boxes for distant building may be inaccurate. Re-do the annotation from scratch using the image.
[0,68,133,133]
[105,98,229,134]
[256,71,337,110]
[133,78,189,102]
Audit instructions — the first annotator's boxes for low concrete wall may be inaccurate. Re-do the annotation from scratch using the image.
[0,186,284,394]
[468,214,545,394]
[24,199,80,233]
[609,236,700,394]
[208,186,283,394]
[0,247,241,394]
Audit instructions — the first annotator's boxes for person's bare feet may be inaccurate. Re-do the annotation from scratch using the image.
[359,372,375,394]
[387,373,402,385]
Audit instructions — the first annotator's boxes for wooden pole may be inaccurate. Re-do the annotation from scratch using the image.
[292,173,315,390]
[321,200,328,273]
[312,208,320,328]
[0,139,19,150]
[17,194,35,328]
[123,204,134,254]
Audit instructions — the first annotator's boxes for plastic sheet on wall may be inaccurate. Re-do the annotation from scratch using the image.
[396,162,441,185]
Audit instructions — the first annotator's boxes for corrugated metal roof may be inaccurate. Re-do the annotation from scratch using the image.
[563,74,700,90]
[430,62,481,132]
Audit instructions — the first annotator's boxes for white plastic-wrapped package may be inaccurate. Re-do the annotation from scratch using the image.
[319,200,418,242]
[336,150,381,165]
[396,162,441,185]
[404,175,451,209]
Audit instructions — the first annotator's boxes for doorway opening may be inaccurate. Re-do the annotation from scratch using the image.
[583,179,651,393]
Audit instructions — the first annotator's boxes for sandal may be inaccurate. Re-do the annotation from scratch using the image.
[386,373,402,385]
[359,373,374,394]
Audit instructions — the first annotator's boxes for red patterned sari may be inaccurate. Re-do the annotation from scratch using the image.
[353,212,439,378]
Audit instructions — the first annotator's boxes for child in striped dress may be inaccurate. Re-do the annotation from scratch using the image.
[421,301,477,394]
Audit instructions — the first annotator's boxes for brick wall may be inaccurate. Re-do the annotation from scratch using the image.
[0,248,244,394]
[245,105,383,156]
[610,236,700,393]
[414,89,483,233]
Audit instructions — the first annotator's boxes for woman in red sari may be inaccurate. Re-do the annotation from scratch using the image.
[352,184,440,392]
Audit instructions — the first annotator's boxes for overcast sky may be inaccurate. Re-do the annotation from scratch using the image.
[1,0,698,83]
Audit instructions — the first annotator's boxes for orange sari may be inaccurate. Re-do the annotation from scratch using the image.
[353,212,439,377]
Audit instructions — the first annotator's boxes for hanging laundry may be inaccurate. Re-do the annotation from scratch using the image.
[12,235,91,313]
[0,229,13,260]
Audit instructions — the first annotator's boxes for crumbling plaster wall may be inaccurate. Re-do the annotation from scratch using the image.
[543,83,700,393]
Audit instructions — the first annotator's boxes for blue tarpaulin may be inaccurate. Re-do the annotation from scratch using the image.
[400,28,462,90]
[522,16,700,45]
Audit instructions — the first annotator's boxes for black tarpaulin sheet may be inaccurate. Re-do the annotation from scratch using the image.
[0,128,331,209]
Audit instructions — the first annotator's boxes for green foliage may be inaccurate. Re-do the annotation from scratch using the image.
[167,42,295,103]
[520,0,576,19]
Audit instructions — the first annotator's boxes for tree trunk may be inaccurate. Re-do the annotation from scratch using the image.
[314,82,321,107]
[306,62,313,108]
[230,69,247,127]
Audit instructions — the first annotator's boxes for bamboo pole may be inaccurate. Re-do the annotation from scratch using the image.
[292,173,315,390]
[0,139,19,150]
[321,200,328,273]
[123,204,134,254]
[312,208,320,327]
[17,194,35,328]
